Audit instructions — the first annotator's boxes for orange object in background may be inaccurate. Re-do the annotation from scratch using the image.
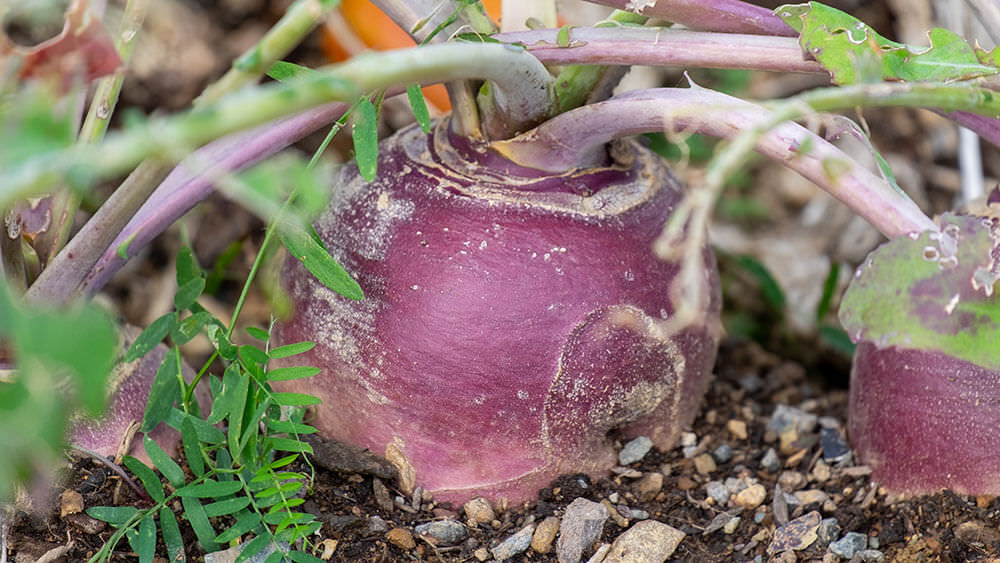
[321,0,503,111]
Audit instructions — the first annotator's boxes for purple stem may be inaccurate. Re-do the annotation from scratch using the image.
[492,88,936,239]
[946,110,1000,150]
[78,102,349,297]
[496,27,821,73]
[585,0,795,36]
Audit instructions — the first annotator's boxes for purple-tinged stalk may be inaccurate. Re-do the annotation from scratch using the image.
[585,0,795,36]
[497,27,821,73]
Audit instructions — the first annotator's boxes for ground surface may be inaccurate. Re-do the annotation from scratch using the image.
[6,0,1000,561]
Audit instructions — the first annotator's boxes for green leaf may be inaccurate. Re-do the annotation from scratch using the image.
[203,496,252,517]
[144,435,186,488]
[406,84,432,133]
[125,313,176,362]
[266,366,320,382]
[86,506,139,526]
[129,514,157,563]
[280,226,363,300]
[268,341,315,359]
[116,232,138,260]
[175,278,207,311]
[141,348,183,433]
[271,392,322,407]
[288,550,325,563]
[166,408,226,444]
[159,507,186,563]
[816,262,840,321]
[267,419,317,435]
[214,511,262,543]
[235,533,273,563]
[240,344,270,369]
[268,438,314,454]
[172,311,215,345]
[176,246,203,287]
[839,212,1000,369]
[246,326,270,341]
[735,255,785,311]
[776,2,1000,84]
[177,479,244,498]
[267,60,317,82]
[182,417,205,477]
[123,456,165,503]
[351,99,378,182]
[180,497,218,551]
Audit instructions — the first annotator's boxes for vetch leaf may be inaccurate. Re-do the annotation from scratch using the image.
[268,437,314,454]
[166,408,226,444]
[177,479,244,498]
[125,313,176,362]
[86,506,139,526]
[159,507,185,563]
[246,326,270,341]
[839,212,1000,370]
[182,417,205,477]
[267,60,316,82]
[235,533,272,563]
[351,98,378,182]
[266,366,320,382]
[214,511,262,543]
[406,84,432,133]
[280,226,363,300]
[271,392,322,407]
[144,435,186,488]
[267,341,315,359]
[180,497,218,551]
[128,514,156,563]
[141,348,183,433]
[203,496,252,517]
[123,456,165,502]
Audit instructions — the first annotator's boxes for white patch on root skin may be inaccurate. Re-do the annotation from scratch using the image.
[626,0,656,13]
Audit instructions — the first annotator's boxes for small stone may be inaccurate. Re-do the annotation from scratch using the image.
[794,489,830,506]
[703,512,733,535]
[557,498,609,563]
[619,436,653,465]
[713,444,733,464]
[820,427,851,463]
[59,489,84,518]
[634,472,664,503]
[387,528,416,550]
[779,427,801,454]
[682,445,699,458]
[768,404,818,434]
[772,485,789,526]
[817,518,840,545]
[812,459,832,483]
[367,516,390,534]
[723,516,741,534]
[372,478,394,513]
[853,549,886,562]
[680,432,697,447]
[739,373,764,392]
[768,510,821,553]
[415,520,467,545]
[778,471,807,492]
[760,448,781,473]
[829,531,867,558]
[706,481,730,505]
[586,544,612,563]
[728,419,748,440]
[64,512,106,535]
[955,519,1000,545]
[608,492,620,504]
[734,484,767,509]
[464,497,496,525]
[473,547,491,561]
[602,520,685,562]
[491,523,534,561]
[693,453,717,475]
[531,516,560,554]
[725,477,748,495]
[676,476,697,491]
[602,499,629,527]
[630,509,650,520]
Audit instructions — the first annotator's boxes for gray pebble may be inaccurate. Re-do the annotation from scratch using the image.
[682,445,699,459]
[205,542,286,563]
[820,426,851,463]
[367,515,390,534]
[713,444,733,464]
[619,436,653,465]
[829,531,867,558]
[725,477,749,495]
[768,404,818,434]
[706,481,730,505]
[817,518,841,545]
[629,509,650,520]
[739,373,764,392]
[703,512,735,535]
[415,519,467,545]
[602,520,685,562]
[557,498,609,563]
[852,549,885,562]
[491,523,535,561]
[585,544,611,563]
[760,448,781,473]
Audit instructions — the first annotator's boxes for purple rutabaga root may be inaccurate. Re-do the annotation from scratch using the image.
[273,120,721,504]
[850,342,1000,495]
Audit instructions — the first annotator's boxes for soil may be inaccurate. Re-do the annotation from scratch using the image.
[7,0,1000,561]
